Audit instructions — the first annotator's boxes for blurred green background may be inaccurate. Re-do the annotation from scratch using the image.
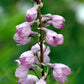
[0,0,84,84]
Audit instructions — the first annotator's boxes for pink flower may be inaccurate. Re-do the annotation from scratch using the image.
[13,22,38,45]
[15,65,29,79]
[43,28,64,46]
[16,22,31,38]
[36,76,46,84]
[26,5,39,22]
[52,15,65,29]
[19,51,35,67]
[31,43,50,64]
[36,79,46,84]
[13,22,32,45]
[41,14,52,27]
[52,63,71,83]
[18,75,39,84]
[13,33,31,45]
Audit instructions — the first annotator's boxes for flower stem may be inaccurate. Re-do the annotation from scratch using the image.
[45,67,52,80]
[37,0,44,76]
[42,0,44,3]
[31,69,40,79]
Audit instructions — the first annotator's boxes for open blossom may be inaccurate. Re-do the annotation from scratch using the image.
[16,22,31,38]
[43,28,64,46]
[31,43,50,64]
[13,22,38,45]
[51,63,71,83]
[26,5,39,22]
[41,14,65,28]
[52,15,65,29]
[19,51,35,67]
[13,22,32,45]
[15,65,29,79]
[18,75,39,84]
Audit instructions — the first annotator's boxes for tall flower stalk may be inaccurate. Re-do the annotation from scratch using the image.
[37,0,44,76]
[14,0,71,84]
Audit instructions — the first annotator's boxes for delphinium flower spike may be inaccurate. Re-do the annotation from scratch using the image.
[14,0,71,84]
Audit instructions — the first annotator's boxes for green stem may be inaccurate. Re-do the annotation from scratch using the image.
[32,36,40,45]
[42,0,44,3]
[31,69,40,79]
[45,67,52,80]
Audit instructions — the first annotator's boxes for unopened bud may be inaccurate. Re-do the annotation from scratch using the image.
[40,3,43,7]
[38,33,41,37]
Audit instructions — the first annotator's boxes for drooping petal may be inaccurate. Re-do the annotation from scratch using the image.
[13,33,23,43]
[13,33,31,46]
[17,37,31,46]
[52,63,71,83]
[43,55,50,63]
[15,65,29,79]
[53,71,67,83]
[18,75,39,84]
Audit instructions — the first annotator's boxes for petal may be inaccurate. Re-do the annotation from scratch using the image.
[36,79,46,84]
[43,55,50,63]
[53,63,71,75]
[53,71,67,83]
[19,51,34,67]
[15,65,29,79]
[19,75,39,84]
[52,15,65,29]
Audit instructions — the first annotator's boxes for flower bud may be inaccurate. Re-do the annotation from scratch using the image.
[43,28,64,46]
[52,15,65,29]
[41,14,52,27]
[26,5,39,22]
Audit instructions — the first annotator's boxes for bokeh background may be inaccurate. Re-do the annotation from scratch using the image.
[0,0,84,84]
